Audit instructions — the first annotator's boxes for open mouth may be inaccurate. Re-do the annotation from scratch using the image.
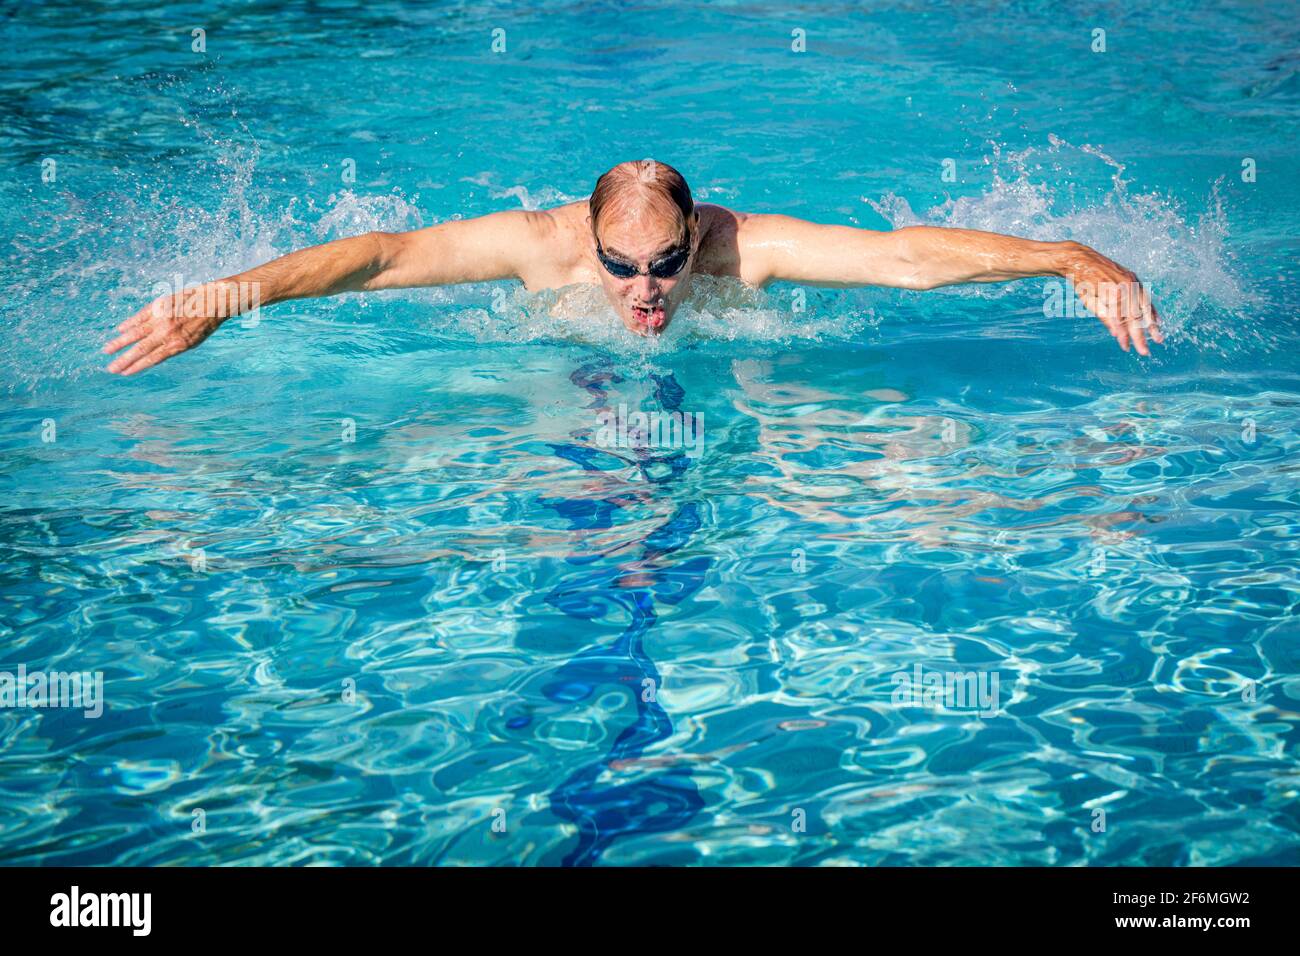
[630,302,667,333]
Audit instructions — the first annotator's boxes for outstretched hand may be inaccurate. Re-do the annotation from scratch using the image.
[1058,242,1163,356]
[103,283,234,375]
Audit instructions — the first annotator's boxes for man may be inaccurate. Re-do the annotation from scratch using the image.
[103,159,1161,375]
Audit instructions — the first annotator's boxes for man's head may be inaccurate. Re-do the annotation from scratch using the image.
[588,160,699,336]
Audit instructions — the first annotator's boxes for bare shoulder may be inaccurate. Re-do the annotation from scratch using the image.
[707,208,871,288]
[538,199,591,255]
[695,203,778,286]
[516,200,594,288]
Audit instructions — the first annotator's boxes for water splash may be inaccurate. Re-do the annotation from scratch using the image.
[4,120,1260,397]
[866,135,1256,353]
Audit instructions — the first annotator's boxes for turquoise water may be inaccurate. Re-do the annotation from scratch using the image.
[2,1,1299,866]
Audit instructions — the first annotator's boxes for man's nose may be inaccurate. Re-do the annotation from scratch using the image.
[632,272,660,300]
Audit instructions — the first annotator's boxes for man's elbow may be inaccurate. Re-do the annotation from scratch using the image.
[358,231,408,289]
[367,231,402,269]
[882,228,940,290]
[892,272,942,291]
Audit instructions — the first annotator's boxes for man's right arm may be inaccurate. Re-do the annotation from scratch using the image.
[104,209,548,375]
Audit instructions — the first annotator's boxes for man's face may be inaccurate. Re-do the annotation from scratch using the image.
[591,210,699,337]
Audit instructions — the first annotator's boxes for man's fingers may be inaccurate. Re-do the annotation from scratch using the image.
[1103,313,1128,350]
[116,346,173,376]
[119,300,164,332]
[1076,285,1124,345]
[1121,277,1161,351]
[1098,307,1123,343]
[118,307,150,332]
[106,333,164,374]
[1070,254,1162,355]
[1115,283,1146,356]
[1139,285,1163,343]
[1105,298,1130,351]
[102,325,149,355]
[1126,312,1150,356]
[116,293,179,334]
[1084,291,1118,338]
[105,291,203,374]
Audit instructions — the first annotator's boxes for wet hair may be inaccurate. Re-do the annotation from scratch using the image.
[589,160,694,246]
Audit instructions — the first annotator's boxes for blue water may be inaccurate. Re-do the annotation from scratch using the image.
[2,1,1299,866]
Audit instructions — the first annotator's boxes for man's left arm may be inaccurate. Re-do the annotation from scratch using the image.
[737,214,1162,355]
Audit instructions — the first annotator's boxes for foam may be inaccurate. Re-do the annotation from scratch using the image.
[865,135,1256,353]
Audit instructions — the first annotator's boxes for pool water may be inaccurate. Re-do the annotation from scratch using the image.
[2,1,1298,866]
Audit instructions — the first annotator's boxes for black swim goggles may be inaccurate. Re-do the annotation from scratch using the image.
[595,225,692,280]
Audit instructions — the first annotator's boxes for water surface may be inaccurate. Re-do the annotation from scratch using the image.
[1,0,1298,865]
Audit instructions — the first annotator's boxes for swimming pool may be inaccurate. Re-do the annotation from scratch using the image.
[2,0,1298,866]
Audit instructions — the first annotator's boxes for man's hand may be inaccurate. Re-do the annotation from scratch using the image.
[1056,241,1163,356]
[103,282,235,375]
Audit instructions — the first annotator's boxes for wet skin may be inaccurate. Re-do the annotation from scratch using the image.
[103,197,1162,376]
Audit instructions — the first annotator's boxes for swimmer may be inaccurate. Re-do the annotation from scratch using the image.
[103,159,1162,375]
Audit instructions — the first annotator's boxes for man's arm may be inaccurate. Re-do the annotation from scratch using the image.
[104,209,551,375]
[736,214,1162,355]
